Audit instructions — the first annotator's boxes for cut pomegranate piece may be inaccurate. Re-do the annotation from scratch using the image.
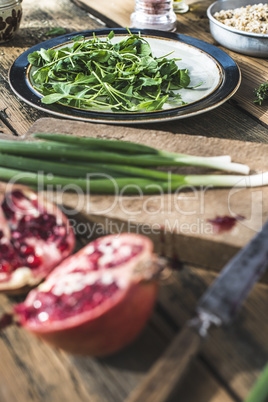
[14,233,158,356]
[0,188,75,292]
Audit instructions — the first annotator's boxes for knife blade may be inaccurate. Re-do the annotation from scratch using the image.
[126,221,268,402]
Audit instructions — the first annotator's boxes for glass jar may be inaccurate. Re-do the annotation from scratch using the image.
[131,0,177,32]
[0,0,23,43]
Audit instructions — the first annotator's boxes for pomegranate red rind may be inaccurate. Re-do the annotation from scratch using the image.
[0,189,75,292]
[15,233,158,356]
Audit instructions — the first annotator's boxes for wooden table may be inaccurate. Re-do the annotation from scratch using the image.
[0,0,268,401]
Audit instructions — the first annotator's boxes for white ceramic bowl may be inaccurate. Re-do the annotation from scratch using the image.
[207,0,268,57]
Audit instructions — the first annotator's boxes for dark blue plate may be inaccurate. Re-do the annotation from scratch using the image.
[9,28,241,124]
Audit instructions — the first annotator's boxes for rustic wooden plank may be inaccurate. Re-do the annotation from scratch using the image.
[102,310,235,402]
[0,73,45,136]
[0,117,16,137]
[2,0,268,138]
[72,0,268,127]
[71,0,135,28]
[0,290,235,402]
[0,295,103,402]
[156,101,268,142]
[126,325,202,402]
[0,0,106,136]
[0,202,235,402]
[158,267,268,401]
[23,117,268,277]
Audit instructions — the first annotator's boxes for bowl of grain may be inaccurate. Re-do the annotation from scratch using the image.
[207,0,268,57]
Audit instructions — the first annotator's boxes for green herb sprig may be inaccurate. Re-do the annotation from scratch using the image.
[27,30,199,112]
[45,27,67,36]
[254,81,268,105]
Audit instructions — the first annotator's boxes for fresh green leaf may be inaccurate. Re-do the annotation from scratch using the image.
[41,93,67,104]
[32,68,50,84]
[179,69,191,88]
[72,35,85,42]
[46,27,67,36]
[39,48,53,63]
[108,30,114,40]
[28,51,43,67]
[254,82,268,105]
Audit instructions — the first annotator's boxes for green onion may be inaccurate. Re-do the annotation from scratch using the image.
[0,153,183,181]
[0,167,267,194]
[0,167,185,194]
[32,133,159,154]
[244,363,268,402]
[184,172,268,187]
[26,135,249,174]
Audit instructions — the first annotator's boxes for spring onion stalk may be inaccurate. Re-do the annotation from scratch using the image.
[0,153,122,178]
[184,172,268,187]
[0,139,249,174]
[0,153,184,181]
[33,132,232,163]
[32,133,160,154]
[0,167,267,194]
[0,167,185,194]
[244,363,268,402]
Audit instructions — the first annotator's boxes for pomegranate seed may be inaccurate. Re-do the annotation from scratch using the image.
[26,254,42,269]
[0,243,10,255]
[20,244,35,256]
[53,226,66,237]
[0,262,12,273]
[19,215,32,226]
[11,190,24,200]
[89,251,103,270]
[12,231,21,239]
[58,241,69,252]
[2,200,14,219]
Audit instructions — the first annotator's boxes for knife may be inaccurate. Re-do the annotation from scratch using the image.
[126,221,268,402]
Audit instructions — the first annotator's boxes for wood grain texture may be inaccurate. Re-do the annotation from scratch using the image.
[24,117,268,277]
[158,267,268,400]
[72,0,268,127]
[126,325,202,402]
[72,0,135,27]
[0,1,267,401]
[1,266,266,402]
[0,0,105,136]
[0,264,236,402]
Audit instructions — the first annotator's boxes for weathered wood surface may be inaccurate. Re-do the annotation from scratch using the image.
[0,0,267,401]
[0,0,103,136]
[1,265,267,402]
[25,117,268,279]
[71,0,268,127]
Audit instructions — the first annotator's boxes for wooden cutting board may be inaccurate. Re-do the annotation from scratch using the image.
[11,117,266,276]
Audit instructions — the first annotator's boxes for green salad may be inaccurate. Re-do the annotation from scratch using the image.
[28,30,200,112]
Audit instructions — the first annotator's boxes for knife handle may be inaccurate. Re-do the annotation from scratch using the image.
[126,324,202,402]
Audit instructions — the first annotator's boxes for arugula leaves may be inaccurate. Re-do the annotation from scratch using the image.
[28,31,198,112]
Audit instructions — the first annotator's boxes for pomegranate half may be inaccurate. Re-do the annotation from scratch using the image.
[0,188,75,292]
[14,233,158,356]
